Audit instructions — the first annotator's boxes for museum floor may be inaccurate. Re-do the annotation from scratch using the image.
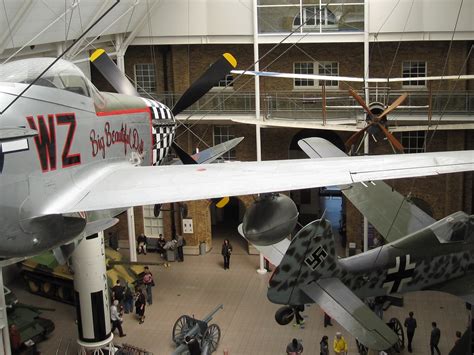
[10,231,469,355]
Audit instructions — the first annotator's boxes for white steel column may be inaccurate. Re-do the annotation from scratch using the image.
[363,0,370,252]
[127,208,137,262]
[0,270,11,355]
[112,40,138,261]
[253,0,266,275]
[115,34,125,72]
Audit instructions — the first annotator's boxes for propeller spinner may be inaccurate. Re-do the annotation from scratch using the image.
[346,90,407,153]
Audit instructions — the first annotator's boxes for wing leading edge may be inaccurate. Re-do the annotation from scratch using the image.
[46,147,474,215]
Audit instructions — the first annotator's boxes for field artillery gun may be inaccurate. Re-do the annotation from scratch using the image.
[172,304,223,355]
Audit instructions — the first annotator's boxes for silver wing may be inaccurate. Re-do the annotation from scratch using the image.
[44,148,474,214]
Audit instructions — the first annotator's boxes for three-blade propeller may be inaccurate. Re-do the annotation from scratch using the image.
[346,90,407,153]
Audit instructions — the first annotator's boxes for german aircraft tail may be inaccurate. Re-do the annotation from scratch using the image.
[268,218,399,351]
[267,218,338,306]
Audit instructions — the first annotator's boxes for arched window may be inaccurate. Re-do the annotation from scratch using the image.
[293,6,337,31]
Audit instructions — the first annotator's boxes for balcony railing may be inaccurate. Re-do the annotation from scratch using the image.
[152,90,474,122]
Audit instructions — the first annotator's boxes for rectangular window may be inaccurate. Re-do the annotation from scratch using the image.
[294,62,315,88]
[402,61,427,87]
[294,61,339,89]
[134,63,157,94]
[143,205,164,237]
[213,126,236,161]
[318,61,339,88]
[400,131,426,153]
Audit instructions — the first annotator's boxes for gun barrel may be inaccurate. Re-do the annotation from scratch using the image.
[202,304,223,324]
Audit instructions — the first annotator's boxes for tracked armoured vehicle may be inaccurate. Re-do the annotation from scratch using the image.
[19,247,145,304]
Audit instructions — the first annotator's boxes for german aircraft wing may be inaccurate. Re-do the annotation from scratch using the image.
[48,149,474,214]
[301,278,399,351]
[299,137,437,242]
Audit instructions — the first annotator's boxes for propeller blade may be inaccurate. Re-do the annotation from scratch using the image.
[345,124,372,149]
[90,49,139,97]
[171,142,198,165]
[215,196,230,208]
[172,53,237,116]
[377,123,405,153]
[376,93,408,121]
[153,204,162,217]
[348,88,375,120]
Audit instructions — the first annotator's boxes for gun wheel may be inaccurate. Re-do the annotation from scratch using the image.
[172,315,192,345]
[203,324,221,353]
[356,339,368,355]
[388,317,404,352]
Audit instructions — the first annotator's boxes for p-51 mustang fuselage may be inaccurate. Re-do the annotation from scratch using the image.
[0,58,174,257]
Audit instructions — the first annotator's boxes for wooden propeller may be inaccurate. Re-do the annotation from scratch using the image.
[345,91,407,154]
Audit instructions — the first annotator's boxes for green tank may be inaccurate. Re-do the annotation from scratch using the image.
[19,247,146,304]
[5,286,55,348]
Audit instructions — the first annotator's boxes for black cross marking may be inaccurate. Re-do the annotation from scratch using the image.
[304,246,328,271]
[384,255,416,294]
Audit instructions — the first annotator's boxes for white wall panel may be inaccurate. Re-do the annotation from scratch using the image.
[369,0,474,35]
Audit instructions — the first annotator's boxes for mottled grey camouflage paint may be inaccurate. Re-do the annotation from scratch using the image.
[268,212,474,305]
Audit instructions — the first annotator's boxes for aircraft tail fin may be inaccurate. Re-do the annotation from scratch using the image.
[298,137,436,243]
[267,218,339,306]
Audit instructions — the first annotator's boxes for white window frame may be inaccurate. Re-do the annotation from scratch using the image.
[402,61,427,88]
[143,205,164,238]
[400,131,426,153]
[213,126,236,161]
[317,61,339,89]
[294,61,339,89]
[294,62,315,89]
[134,63,157,94]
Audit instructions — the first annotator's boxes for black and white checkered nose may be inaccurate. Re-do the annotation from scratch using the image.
[142,98,176,166]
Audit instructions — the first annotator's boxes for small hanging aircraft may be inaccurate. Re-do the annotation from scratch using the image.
[0,50,473,263]
[241,137,474,351]
[231,69,474,153]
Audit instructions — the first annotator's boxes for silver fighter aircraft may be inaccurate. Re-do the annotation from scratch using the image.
[0,51,473,264]
[259,138,473,351]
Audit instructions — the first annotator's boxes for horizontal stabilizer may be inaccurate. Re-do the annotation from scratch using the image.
[192,137,244,164]
[298,137,436,242]
[83,218,118,237]
[301,278,399,351]
[238,223,290,266]
[0,127,37,141]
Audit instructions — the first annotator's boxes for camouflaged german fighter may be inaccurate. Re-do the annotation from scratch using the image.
[246,138,473,352]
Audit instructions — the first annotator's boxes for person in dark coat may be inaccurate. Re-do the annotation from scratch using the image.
[430,321,441,355]
[221,239,232,269]
[185,335,201,355]
[324,312,332,327]
[176,234,185,262]
[292,305,305,328]
[112,279,124,304]
[286,338,303,354]
[137,234,147,255]
[320,335,329,355]
[135,288,146,324]
[404,311,417,353]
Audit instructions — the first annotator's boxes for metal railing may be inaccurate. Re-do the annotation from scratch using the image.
[151,90,474,122]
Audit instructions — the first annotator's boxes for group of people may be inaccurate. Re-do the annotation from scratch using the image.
[137,233,185,262]
[404,311,457,355]
[109,266,155,337]
[286,310,464,355]
[285,332,347,355]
